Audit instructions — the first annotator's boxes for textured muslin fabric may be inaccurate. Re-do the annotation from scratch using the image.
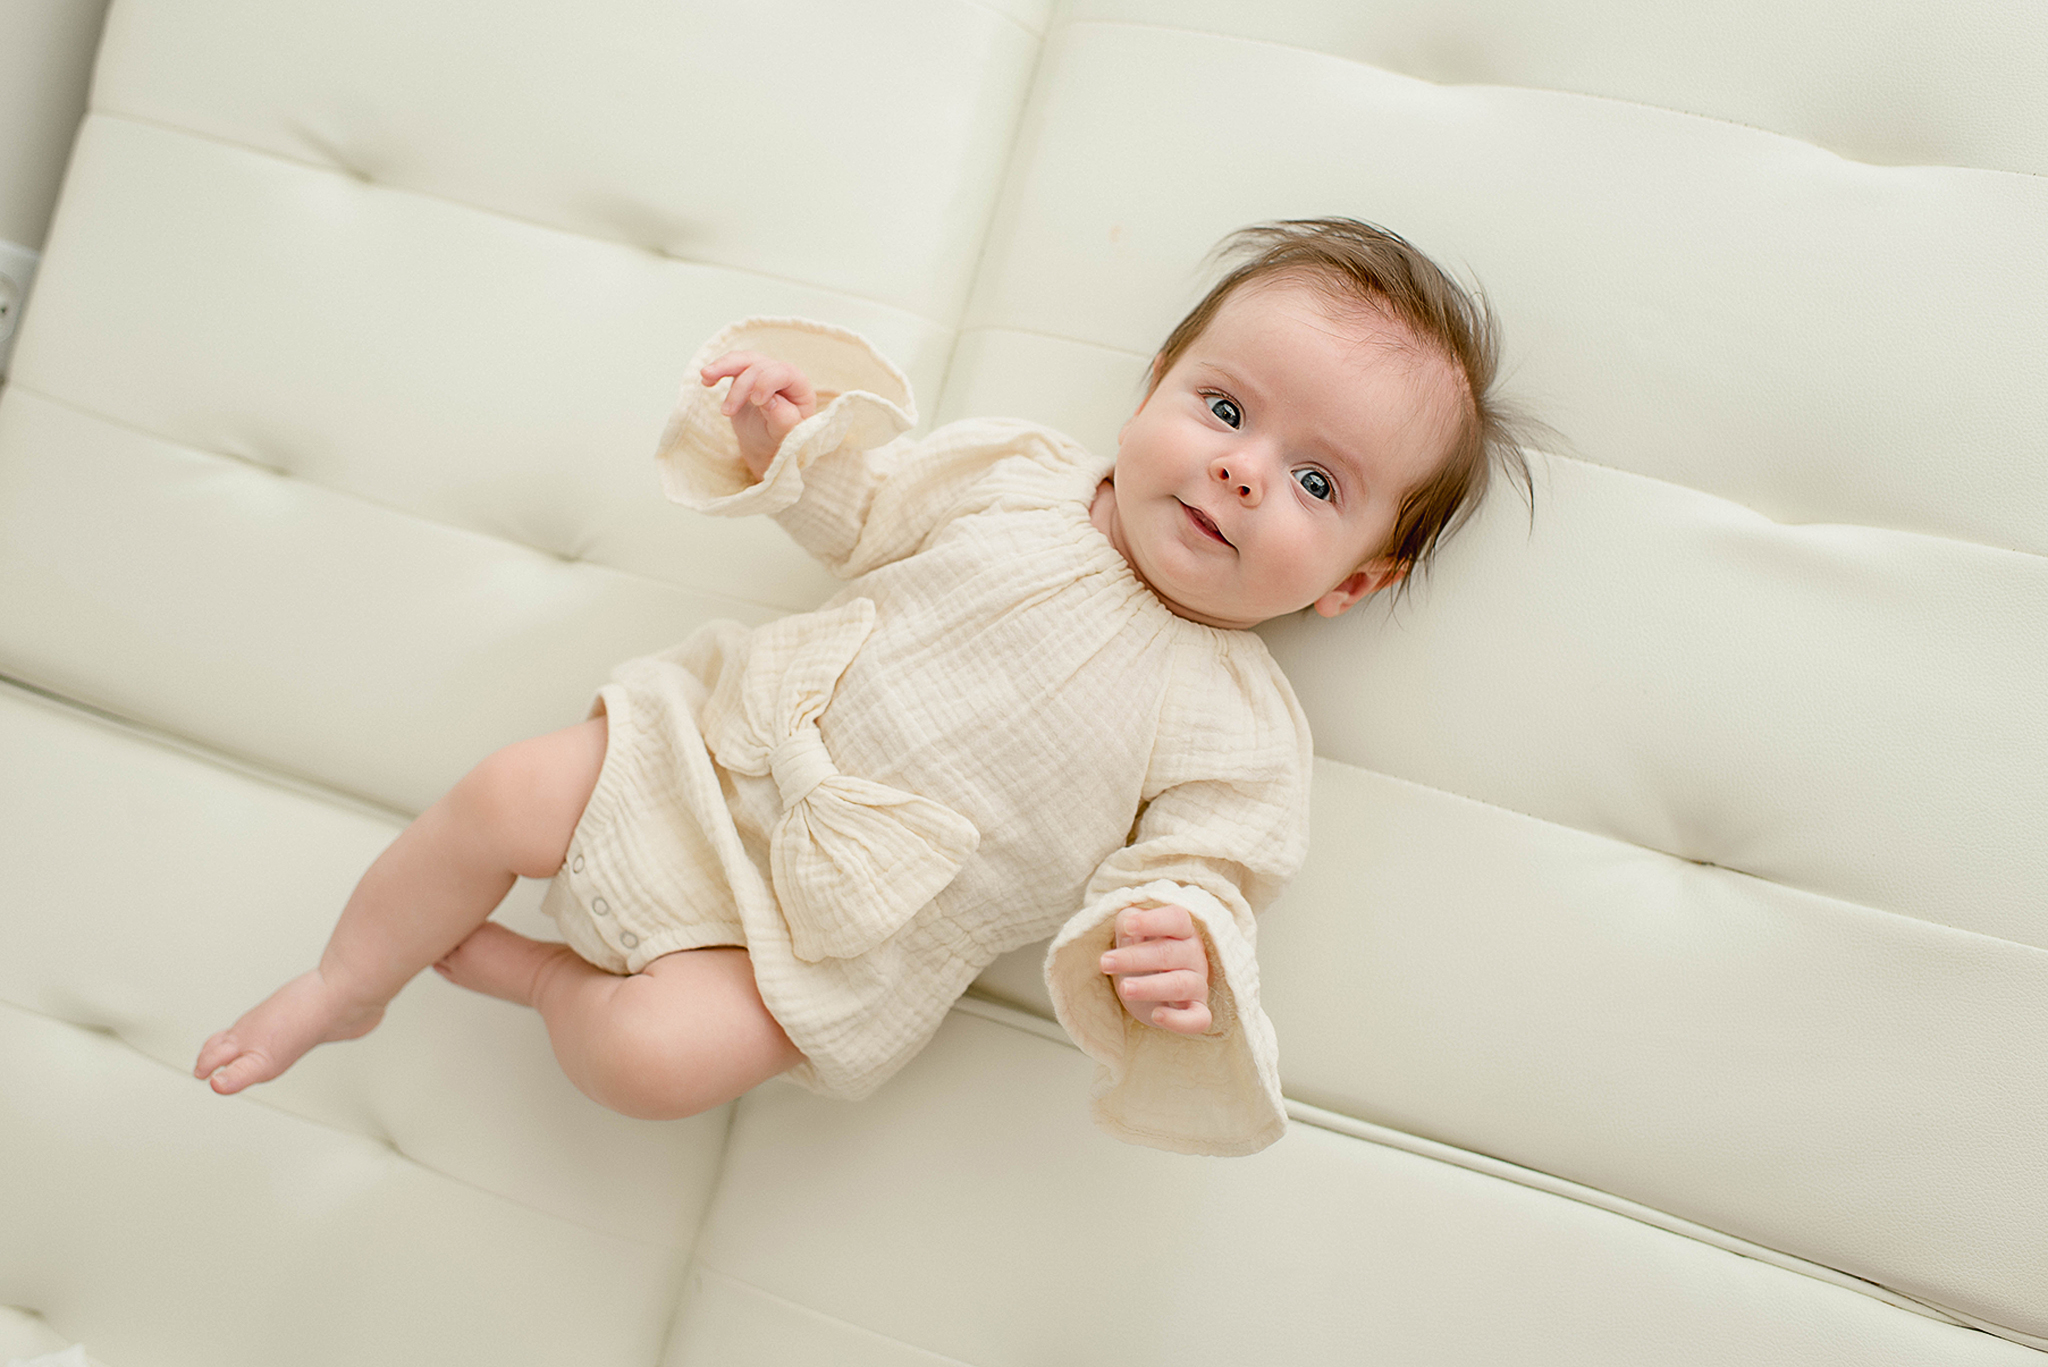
[543,317,1304,1154]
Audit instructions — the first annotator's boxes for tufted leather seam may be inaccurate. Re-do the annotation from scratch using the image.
[0,672,422,823]
[1527,445,2048,563]
[1279,1097,2040,1345]
[75,109,966,329]
[951,321,1149,359]
[674,1263,981,1366]
[1311,752,2048,959]
[2,380,826,619]
[947,994,2048,1350]
[1059,19,2048,182]
[948,0,1048,40]
[0,993,696,1254]
[932,15,1058,414]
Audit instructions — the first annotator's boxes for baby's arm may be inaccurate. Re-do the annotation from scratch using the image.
[1099,903,1212,1035]
[1044,655,1307,1154]
[670,319,1053,580]
[699,350,818,478]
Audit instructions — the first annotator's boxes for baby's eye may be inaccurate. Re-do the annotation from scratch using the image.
[1293,467,1334,501]
[1206,395,1243,428]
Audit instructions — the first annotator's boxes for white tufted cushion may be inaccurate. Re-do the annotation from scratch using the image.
[2,0,2043,1362]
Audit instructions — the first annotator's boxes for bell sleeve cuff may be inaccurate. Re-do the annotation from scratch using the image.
[1045,878,1286,1157]
[656,316,916,518]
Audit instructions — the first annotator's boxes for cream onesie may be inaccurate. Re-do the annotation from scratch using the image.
[541,317,1310,1156]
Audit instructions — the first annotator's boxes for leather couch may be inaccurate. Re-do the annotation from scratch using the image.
[3,2,2043,1362]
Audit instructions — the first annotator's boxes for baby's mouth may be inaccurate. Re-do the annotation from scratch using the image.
[1180,501,1234,547]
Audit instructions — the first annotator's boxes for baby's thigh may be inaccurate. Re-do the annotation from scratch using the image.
[600,947,801,1114]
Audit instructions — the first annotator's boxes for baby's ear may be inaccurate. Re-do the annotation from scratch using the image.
[1312,558,1407,617]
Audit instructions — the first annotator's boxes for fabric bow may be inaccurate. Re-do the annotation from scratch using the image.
[704,598,979,962]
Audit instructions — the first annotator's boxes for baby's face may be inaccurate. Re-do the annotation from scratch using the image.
[1096,279,1464,630]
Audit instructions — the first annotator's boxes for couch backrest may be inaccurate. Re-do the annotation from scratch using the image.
[3,0,2044,1359]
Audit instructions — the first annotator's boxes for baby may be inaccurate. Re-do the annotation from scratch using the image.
[195,218,1531,1156]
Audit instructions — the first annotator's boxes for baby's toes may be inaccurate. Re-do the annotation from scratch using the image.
[193,1030,241,1079]
[205,1046,278,1095]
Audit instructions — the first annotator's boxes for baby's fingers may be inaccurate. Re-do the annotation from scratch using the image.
[1116,967,1208,1006]
[699,350,767,387]
[1113,902,1198,946]
[1099,936,1202,977]
[758,393,811,442]
[1147,1000,1213,1035]
[715,357,816,420]
[722,363,777,417]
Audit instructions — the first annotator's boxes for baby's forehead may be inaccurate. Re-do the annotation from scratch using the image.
[1205,275,1420,355]
[1203,278,1462,397]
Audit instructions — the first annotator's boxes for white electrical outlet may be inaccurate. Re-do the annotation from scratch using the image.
[0,238,42,379]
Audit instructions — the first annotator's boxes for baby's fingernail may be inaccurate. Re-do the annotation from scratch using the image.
[1099,954,1115,972]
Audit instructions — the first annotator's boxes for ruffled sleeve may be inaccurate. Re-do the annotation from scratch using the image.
[658,317,1050,577]
[1044,636,1313,1157]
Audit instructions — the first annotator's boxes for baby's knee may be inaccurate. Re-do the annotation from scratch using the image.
[448,746,518,828]
[448,722,605,878]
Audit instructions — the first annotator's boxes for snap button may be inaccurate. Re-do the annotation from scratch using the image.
[592,897,609,916]
[572,855,585,873]
[620,931,639,949]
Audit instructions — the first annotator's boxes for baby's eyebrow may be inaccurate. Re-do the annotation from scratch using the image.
[1188,359,1246,390]
[1287,414,1369,474]
[1318,444,1373,493]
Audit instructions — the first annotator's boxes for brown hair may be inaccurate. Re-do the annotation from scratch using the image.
[1152,217,1541,589]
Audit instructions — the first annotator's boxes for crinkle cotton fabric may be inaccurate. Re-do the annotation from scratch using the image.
[543,317,1309,1155]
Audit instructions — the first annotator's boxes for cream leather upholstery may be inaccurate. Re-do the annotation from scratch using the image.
[3,2,2043,1363]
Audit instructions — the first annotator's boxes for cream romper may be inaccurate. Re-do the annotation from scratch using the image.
[541,317,1310,1156]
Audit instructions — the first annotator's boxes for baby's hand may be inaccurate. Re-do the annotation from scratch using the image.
[700,350,819,479]
[1100,904,1212,1035]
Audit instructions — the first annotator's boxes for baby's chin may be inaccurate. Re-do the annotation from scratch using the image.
[1119,530,1291,629]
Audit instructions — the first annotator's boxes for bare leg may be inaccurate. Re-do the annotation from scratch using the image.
[193,716,610,1094]
[436,925,801,1118]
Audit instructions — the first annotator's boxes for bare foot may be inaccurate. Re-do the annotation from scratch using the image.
[193,969,386,1094]
[433,921,579,1008]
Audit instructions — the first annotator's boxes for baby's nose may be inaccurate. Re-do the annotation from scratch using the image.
[1213,462,1257,502]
